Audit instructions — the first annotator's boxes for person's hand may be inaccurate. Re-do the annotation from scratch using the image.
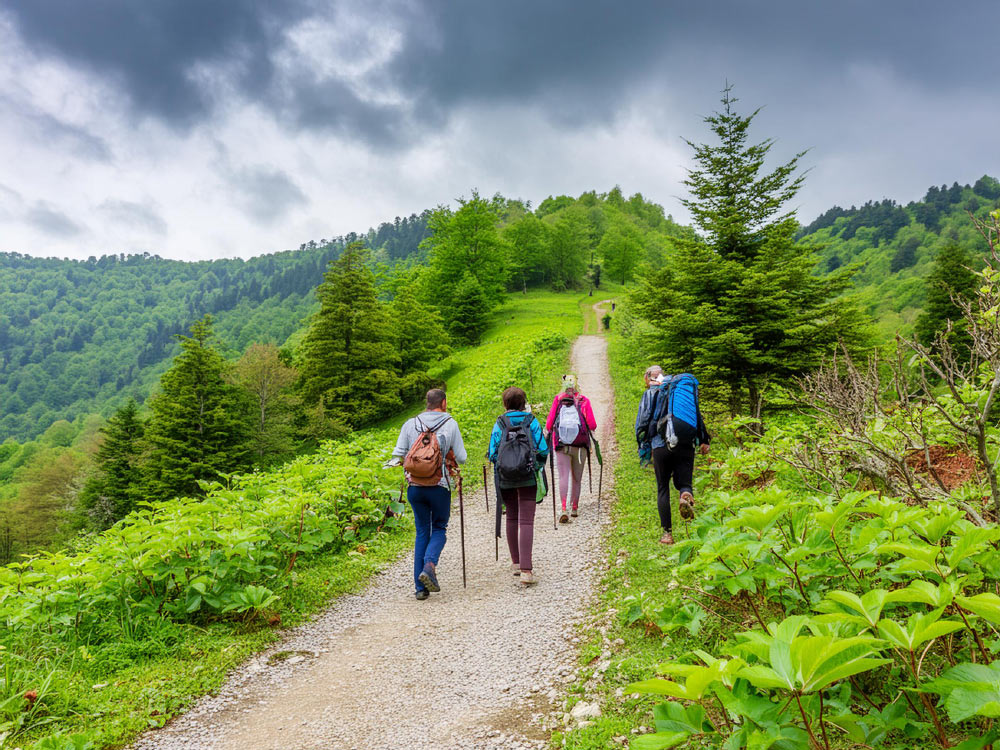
[699,443,710,456]
[384,457,403,468]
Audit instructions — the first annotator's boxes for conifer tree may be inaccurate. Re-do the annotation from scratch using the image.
[632,87,870,424]
[297,242,402,428]
[144,316,252,501]
[390,286,451,373]
[80,399,145,528]
[914,243,979,354]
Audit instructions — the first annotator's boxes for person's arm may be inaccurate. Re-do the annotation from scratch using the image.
[391,420,413,458]
[487,421,502,463]
[544,395,559,433]
[580,396,597,431]
[696,408,711,451]
[450,423,467,464]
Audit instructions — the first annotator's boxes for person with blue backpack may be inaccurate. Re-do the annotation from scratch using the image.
[636,367,710,545]
[489,386,549,586]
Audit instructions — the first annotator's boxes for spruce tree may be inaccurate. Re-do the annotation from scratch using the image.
[632,87,870,424]
[80,399,145,528]
[914,243,979,354]
[144,316,252,501]
[297,242,402,428]
[390,285,451,373]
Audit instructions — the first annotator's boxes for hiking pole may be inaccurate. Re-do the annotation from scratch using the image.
[457,471,467,588]
[598,462,603,520]
[482,464,490,513]
[550,450,557,530]
[587,449,593,494]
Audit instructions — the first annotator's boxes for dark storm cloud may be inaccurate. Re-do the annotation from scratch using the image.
[98,199,168,235]
[4,0,998,152]
[3,0,314,127]
[25,202,82,237]
[229,165,306,224]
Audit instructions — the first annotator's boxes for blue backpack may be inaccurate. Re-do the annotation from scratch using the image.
[653,374,700,449]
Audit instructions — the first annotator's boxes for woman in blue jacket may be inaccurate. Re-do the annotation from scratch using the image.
[488,387,549,586]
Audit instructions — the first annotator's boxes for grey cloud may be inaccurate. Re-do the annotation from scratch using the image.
[7,98,112,161]
[229,165,306,224]
[3,0,314,127]
[98,199,168,235]
[26,202,82,237]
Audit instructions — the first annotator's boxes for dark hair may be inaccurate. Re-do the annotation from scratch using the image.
[502,386,527,411]
[426,388,447,409]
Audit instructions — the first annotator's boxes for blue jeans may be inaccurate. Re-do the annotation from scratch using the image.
[408,484,451,592]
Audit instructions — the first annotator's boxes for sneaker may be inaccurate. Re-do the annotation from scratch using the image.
[520,571,538,586]
[415,589,429,601]
[559,512,570,524]
[511,564,521,576]
[418,562,440,592]
[659,531,675,545]
[679,492,695,520]
[570,508,579,517]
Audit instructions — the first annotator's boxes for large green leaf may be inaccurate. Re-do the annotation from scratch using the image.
[956,592,1000,626]
[630,731,689,750]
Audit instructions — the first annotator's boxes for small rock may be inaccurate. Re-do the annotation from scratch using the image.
[570,701,601,720]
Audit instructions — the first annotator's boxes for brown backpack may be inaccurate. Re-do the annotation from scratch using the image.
[403,416,451,486]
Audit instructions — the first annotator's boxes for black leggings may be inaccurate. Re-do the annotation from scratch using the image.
[652,445,694,531]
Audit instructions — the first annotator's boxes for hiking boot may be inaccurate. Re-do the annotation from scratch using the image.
[679,492,695,520]
[570,508,579,517]
[659,531,675,545]
[511,564,521,576]
[520,571,538,586]
[559,512,570,524]
[415,589,429,601]
[418,562,440,592]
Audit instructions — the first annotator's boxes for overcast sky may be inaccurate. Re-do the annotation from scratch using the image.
[1,1,997,261]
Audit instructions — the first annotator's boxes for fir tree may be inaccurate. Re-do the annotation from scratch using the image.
[914,243,979,354]
[144,316,252,501]
[632,87,870,424]
[390,285,451,373]
[297,243,402,428]
[80,399,145,528]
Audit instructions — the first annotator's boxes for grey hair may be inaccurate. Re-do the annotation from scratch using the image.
[643,365,663,382]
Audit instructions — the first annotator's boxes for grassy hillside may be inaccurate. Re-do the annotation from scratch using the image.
[797,176,1000,340]
[0,289,583,750]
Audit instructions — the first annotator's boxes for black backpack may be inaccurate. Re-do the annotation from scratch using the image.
[495,414,538,487]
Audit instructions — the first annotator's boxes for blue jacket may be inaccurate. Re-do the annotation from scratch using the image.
[488,411,549,463]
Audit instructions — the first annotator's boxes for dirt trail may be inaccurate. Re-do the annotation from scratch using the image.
[133,306,616,750]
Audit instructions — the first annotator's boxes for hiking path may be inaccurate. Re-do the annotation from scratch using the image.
[132,301,617,750]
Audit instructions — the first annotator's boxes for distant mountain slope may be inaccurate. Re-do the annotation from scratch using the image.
[798,175,1000,338]
[0,213,430,440]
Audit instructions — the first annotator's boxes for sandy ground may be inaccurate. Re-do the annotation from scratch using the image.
[132,305,616,750]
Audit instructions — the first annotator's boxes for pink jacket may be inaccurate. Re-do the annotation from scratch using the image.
[545,393,597,447]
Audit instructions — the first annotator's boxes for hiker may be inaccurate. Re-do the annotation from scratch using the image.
[636,367,710,545]
[545,374,597,524]
[488,387,549,586]
[390,388,467,600]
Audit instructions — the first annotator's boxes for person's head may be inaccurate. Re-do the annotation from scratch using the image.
[426,388,447,411]
[561,374,578,394]
[644,365,663,387]
[502,386,527,412]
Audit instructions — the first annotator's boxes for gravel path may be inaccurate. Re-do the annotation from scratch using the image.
[133,318,615,750]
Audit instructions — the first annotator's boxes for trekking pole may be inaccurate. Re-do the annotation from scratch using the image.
[458,472,467,588]
[587,450,593,494]
[482,464,489,513]
[598,462,603,521]
[550,450,557,530]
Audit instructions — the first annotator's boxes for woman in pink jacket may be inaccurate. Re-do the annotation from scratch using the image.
[545,374,597,523]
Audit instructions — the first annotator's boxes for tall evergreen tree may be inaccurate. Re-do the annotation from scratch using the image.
[297,243,402,428]
[80,399,145,528]
[144,316,252,501]
[632,87,870,424]
[914,243,979,354]
[390,285,451,373]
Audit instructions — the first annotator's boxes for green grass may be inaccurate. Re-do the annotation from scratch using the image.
[6,289,584,750]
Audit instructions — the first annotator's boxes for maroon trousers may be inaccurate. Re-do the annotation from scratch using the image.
[500,485,537,571]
